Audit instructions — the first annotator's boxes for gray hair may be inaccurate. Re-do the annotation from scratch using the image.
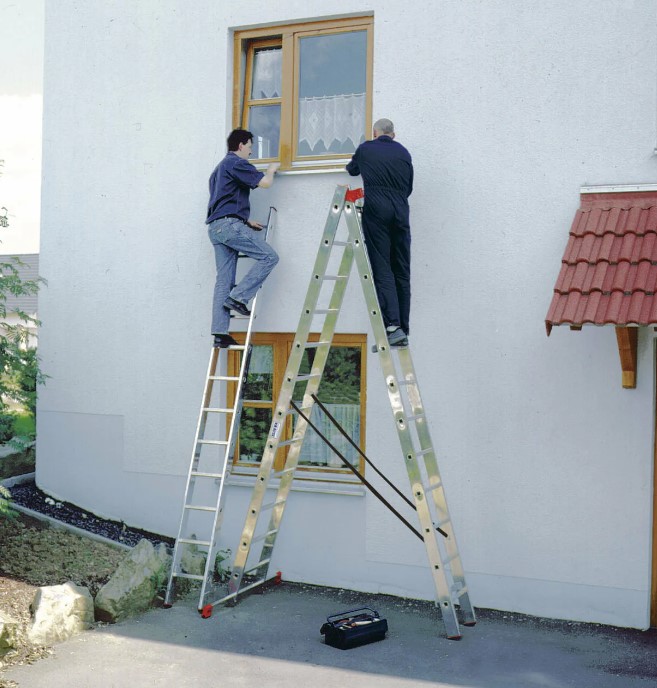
[373,118,394,135]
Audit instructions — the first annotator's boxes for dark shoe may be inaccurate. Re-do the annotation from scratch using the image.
[213,333,238,348]
[223,296,251,316]
[387,327,409,347]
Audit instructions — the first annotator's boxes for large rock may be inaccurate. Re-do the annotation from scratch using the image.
[0,611,20,656]
[27,582,94,646]
[94,538,170,623]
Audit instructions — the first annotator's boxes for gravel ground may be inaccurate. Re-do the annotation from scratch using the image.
[8,481,174,548]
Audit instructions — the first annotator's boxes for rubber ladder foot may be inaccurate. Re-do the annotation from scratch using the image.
[447,634,462,641]
[200,604,213,618]
[162,603,173,609]
[462,621,476,627]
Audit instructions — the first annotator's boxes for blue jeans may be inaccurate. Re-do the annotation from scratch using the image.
[208,217,279,334]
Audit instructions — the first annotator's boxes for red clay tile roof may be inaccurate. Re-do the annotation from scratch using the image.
[546,190,657,334]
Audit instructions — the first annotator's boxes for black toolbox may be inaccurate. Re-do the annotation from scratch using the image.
[320,607,388,649]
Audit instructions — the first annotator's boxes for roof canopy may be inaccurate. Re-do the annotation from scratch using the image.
[546,187,657,388]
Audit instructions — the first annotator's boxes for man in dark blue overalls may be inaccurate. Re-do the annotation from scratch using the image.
[346,118,413,347]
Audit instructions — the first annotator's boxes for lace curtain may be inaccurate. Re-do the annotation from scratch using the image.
[251,49,282,99]
[298,93,366,151]
[299,404,361,467]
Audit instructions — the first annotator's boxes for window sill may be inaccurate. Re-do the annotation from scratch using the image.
[253,161,350,175]
[227,469,366,497]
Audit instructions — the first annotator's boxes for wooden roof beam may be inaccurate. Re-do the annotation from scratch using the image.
[615,326,638,389]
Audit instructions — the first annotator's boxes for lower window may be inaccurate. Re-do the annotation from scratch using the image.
[227,333,366,478]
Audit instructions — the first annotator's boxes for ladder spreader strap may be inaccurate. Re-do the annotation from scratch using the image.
[290,400,424,542]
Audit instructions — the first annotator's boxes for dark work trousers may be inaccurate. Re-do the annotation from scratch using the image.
[361,191,411,335]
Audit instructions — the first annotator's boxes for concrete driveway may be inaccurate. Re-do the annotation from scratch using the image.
[4,582,656,688]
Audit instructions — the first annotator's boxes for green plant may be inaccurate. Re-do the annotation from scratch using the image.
[0,412,13,443]
[214,548,232,582]
[0,484,17,520]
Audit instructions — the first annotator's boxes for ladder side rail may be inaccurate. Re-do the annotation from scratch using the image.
[229,245,355,592]
[256,237,358,566]
[165,347,220,605]
[396,349,476,625]
[197,207,278,606]
[227,187,349,595]
[343,198,462,638]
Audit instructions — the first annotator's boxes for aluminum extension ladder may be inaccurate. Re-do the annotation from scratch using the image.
[164,207,277,612]
[212,185,476,639]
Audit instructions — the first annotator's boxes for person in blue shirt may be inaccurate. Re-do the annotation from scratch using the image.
[347,118,413,347]
[206,129,280,348]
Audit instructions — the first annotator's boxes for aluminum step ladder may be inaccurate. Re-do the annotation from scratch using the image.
[164,207,277,611]
[217,186,475,638]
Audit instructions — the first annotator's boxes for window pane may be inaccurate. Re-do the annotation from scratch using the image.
[248,105,281,159]
[297,31,367,156]
[295,346,362,467]
[238,407,272,463]
[251,47,282,99]
[243,345,273,401]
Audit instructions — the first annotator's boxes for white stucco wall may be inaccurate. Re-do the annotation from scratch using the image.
[37,0,657,628]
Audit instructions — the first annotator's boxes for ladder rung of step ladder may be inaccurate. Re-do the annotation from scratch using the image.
[304,340,331,349]
[415,447,434,457]
[178,538,211,546]
[197,439,230,446]
[455,585,469,598]
[244,559,271,575]
[208,375,240,381]
[406,413,425,422]
[313,308,339,315]
[191,471,223,478]
[322,275,347,281]
[261,499,286,512]
[427,480,443,492]
[273,467,296,477]
[277,438,303,447]
[184,505,217,512]
[251,529,279,544]
[174,572,205,581]
[295,373,321,382]
[202,408,234,414]
[332,240,349,247]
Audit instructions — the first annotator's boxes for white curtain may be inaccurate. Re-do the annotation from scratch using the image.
[299,404,361,467]
[251,49,281,99]
[298,93,366,151]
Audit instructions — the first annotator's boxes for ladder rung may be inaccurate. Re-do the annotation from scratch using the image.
[443,553,459,565]
[197,439,229,446]
[252,529,278,544]
[322,275,347,281]
[191,471,223,478]
[277,438,302,447]
[313,309,339,315]
[244,558,271,575]
[295,373,320,382]
[427,480,443,492]
[332,240,349,246]
[178,538,211,546]
[456,585,469,597]
[415,447,434,457]
[406,413,425,422]
[273,467,296,477]
[174,572,205,581]
[184,505,217,512]
[286,406,312,417]
[202,408,234,414]
[208,375,240,381]
[304,340,331,349]
[261,499,286,511]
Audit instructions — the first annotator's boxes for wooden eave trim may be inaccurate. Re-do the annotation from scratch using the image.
[615,326,638,389]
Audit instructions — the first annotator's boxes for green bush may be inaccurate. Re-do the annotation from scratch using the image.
[0,413,13,443]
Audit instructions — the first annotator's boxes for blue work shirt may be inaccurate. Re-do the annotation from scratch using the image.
[206,152,264,224]
[346,135,413,199]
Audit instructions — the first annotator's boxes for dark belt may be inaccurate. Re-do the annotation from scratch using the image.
[217,214,245,222]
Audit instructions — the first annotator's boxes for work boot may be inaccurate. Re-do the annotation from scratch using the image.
[223,296,251,317]
[386,327,408,347]
[213,333,238,348]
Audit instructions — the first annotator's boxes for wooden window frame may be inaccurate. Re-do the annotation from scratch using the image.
[233,16,374,171]
[227,332,367,480]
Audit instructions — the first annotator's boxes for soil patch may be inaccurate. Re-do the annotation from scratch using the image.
[0,513,126,685]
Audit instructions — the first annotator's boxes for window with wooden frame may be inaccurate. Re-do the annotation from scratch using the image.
[233,16,373,170]
[227,333,367,480]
